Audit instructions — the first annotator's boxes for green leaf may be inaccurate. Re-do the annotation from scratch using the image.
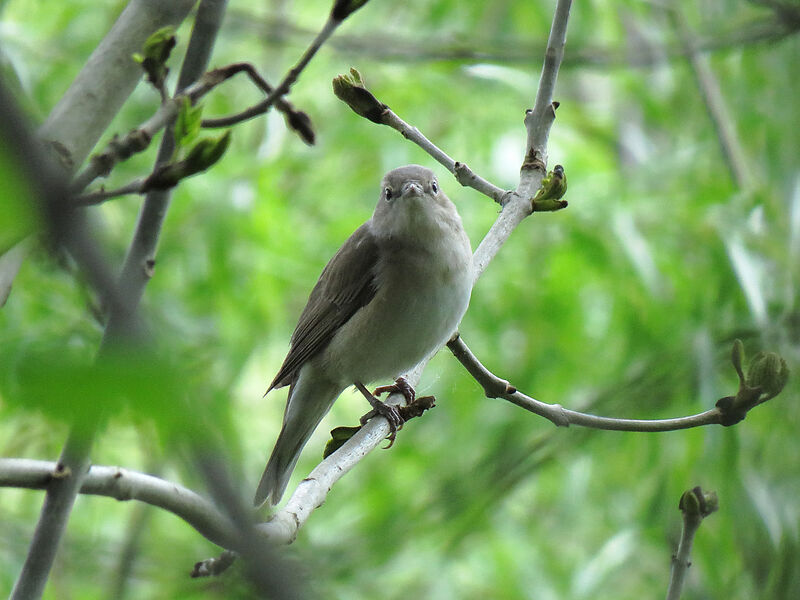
[174,96,203,148]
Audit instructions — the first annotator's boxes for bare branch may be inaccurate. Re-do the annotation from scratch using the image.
[472,0,572,283]
[667,2,753,189]
[666,487,719,600]
[201,15,341,127]
[226,9,799,69]
[447,335,788,432]
[0,459,240,549]
[447,335,726,432]
[333,69,509,203]
[523,0,571,181]
[73,179,148,205]
[382,110,509,204]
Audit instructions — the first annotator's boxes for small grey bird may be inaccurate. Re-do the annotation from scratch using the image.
[254,165,473,507]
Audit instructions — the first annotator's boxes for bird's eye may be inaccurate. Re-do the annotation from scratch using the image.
[384,187,393,201]
[431,180,439,193]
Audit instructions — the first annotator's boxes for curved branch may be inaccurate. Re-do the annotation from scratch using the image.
[201,15,340,128]
[0,459,239,549]
[446,335,727,432]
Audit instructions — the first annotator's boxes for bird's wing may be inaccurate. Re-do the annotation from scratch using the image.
[267,222,379,391]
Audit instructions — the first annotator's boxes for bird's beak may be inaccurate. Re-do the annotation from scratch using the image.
[401,181,424,198]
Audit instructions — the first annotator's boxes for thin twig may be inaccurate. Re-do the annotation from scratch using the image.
[379,110,509,203]
[665,487,718,600]
[74,179,147,205]
[667,2,753,189]
[0,459,238,549]
[447,335,728,432]
[201,16,340,127]
[200,63,314,143]
[70,61,302,194]
[473,0,572,283]
[227,9,799,69]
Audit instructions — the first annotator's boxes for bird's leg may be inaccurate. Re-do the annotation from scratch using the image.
[355,381,405,447]
[373,376,415,405]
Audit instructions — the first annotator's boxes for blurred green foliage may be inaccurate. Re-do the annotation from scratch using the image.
[1,0,799,598]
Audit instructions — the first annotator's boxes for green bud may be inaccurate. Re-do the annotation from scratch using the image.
[679,488,700,515]
[531,165,568,211]
[747,351,789,400]
[174,96,203,148]
[332,68,388,124]
[141,26,177,64]
[134,27,176,90]
[184,130,231,175]
[144,131,231,190]
[679,487,718,518]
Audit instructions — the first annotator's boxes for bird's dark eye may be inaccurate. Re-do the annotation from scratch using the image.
[384,187,393,201]
[431,180,439,193]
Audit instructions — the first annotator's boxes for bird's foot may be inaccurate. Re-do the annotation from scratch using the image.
[373,376,415,405]
[355,381,406,448]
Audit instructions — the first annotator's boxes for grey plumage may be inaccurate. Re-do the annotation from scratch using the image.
[255,165,472,507]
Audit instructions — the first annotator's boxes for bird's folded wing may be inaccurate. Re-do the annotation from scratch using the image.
[267,222,379,390]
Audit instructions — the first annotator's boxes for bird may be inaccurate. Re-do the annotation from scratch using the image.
[255,164,473,507]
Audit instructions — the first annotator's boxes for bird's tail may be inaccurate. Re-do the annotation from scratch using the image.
[254,374,341,507]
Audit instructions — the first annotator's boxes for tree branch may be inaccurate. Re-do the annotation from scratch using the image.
[226,8,799,69]
[100,0,229,349]
[200,13,341,128]
[667,2,753,190]
[38,0,197,173]
[332,71,509,204]
[447,334,724,432]
[0,459,240,549]
[70,61,308,195]
[446,334,788,432]
[10,6,230,599]
[473,0,571,282]
[665,487,718,600]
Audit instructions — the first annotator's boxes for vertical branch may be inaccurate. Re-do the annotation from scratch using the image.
[472,0,572,281]
[523,0,572,186]
[668,3,753,190]
[10,433,92,600]
[38,0,197,172]
[665,487,718,600]
[10,5,230,600]
[0,75,131,600]
[102,0,230,346]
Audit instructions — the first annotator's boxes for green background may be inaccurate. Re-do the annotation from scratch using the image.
[1,0,798,598]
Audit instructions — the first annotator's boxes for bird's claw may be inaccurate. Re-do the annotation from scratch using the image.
[356,378,416,448]
[360,400,404,447]
[373,376,415,405]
